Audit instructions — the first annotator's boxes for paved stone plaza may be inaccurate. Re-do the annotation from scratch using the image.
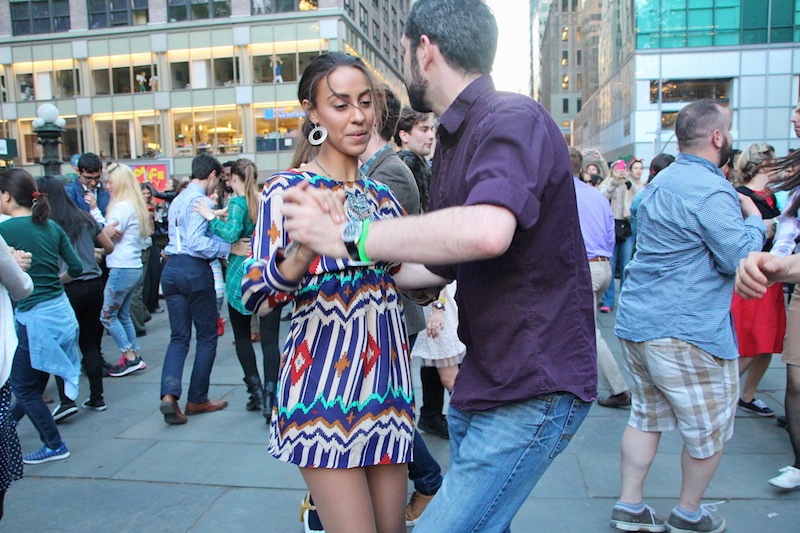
[6,300,799,532]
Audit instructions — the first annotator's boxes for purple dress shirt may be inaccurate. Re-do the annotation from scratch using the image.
[574,177,615,260]
[426,75,597,411]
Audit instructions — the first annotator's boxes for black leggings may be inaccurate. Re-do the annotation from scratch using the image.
[57,277,105,403]
[227,304,282,386]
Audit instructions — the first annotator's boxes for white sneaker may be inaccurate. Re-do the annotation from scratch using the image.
[769,466,800,489]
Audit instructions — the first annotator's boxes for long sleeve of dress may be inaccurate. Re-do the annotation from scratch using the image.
[0,235,33,301]
[242,176,301,315]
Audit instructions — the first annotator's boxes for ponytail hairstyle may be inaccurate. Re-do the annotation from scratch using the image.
[0,168,50,224]
[106,163,151,238]
[231,158,259,225]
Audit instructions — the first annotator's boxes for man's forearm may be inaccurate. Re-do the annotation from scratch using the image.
[363,205,516,264]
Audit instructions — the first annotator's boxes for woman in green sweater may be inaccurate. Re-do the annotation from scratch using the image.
[193,158,282,420]
[0,169,83,464]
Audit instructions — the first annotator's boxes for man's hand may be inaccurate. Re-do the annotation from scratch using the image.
[192,199,215,221]
[231,238,252,257]
[738,193,760,218]
[84,192,98,210]
[735,251,790,299]
[282,181,349,258]
[9,247,32,271]
[102,220,121,241]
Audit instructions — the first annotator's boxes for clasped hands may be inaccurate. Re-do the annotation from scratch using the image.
[281,181,352,259]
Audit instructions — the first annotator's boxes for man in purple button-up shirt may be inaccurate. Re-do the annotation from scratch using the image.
[281,1,596,529]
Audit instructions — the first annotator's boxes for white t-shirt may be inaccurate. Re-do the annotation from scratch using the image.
[105,201,145,269]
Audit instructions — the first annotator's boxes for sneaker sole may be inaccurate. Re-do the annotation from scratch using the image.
[82,403,108,412]
[610,519,666,532]
[737,405,775,417]
[769,478,800,489]
[109,362,146,378]
[23,451,70,465]
[666,518,726,533]
[53,407,78,423]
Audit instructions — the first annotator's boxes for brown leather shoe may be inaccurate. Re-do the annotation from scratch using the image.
[597,391,632,409]
[160,394,187,425]
[185,399,228,415]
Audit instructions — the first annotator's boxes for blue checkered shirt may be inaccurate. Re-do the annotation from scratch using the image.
[615,153,765,359]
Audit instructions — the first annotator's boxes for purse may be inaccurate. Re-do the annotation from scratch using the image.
[615,219,632,243]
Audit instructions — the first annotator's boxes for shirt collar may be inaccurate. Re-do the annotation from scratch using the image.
[361,143,392,175]
[677,152,726,179]
[438,75,495,137]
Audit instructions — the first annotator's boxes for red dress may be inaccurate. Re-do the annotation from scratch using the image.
[730,187,786,357]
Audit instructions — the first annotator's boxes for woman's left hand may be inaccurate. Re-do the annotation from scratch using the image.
[427,309,445,338]
[193,199,215,221]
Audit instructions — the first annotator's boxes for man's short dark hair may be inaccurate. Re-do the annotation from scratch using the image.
[675,100,727,151]
[192,153,222,180]
[222,161,233,169]
[394,106,431,146]
[77,153,102,174]
[404,0,497,76]
[378,87,402,143]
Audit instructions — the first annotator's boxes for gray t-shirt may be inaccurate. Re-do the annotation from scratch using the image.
[61,221,102,282]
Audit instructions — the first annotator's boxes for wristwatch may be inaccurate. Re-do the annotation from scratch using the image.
[341,220,363,261]
[432,301,445,311]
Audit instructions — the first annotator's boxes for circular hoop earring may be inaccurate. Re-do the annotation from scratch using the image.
[308,124,328,146]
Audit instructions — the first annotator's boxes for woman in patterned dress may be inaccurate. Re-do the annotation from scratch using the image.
[242,53,413,533]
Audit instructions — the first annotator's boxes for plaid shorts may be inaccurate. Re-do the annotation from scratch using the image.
[620,337,738,459]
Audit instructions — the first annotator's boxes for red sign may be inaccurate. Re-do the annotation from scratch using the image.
[132,164,168,192]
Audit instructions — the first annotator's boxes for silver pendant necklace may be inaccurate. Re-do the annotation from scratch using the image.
[312,157,371,221]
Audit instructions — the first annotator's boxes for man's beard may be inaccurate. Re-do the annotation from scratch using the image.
[718,136,733,169]
[407,55,432,114]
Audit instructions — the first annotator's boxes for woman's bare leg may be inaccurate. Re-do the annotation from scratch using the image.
[437,365,459,392]
[365,464,408,533]
[300,467,376,533]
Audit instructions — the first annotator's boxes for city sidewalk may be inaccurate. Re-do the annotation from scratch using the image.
[5,303,799,532]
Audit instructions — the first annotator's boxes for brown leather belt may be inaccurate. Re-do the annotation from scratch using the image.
[589,256,609,262]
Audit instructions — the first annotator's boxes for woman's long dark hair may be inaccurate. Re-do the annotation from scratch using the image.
[768,150,800,216]
[0,168,50,224]
[397,150,430,212]
[36,175,96,242]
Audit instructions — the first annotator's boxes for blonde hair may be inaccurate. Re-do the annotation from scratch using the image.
[739,143,775,183]
[231,158,260,225]
[106,163,151,238]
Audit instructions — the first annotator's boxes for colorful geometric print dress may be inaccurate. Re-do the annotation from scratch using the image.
[242,170,415,469]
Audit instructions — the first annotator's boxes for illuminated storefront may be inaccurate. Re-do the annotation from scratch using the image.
[0,0,409,176]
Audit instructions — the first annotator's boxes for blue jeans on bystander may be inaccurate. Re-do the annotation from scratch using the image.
[101,267,143,354]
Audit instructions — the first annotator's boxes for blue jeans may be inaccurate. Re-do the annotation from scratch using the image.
[414,392,591,533]
[160,255,219,403]
[100,267,143,354]
[10,323,63,450]
[601,233,635,308]
[409,431,443,495]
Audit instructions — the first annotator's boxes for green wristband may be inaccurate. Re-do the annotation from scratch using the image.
[358,218,371,262]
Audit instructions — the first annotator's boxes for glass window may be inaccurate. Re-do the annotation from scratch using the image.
[561,50,568,66]
[577,98,582,113]
[17,73,35,101]
[373,20,380,41]
[171,62,190,89]
[344,0,354,18]
[661,111,679,129]
[88,0,148,28]
[11,0,70,36]
[561,0,568,11]
[577,50,582,65]
[55,66,80,98]
[649,78,731,104]
[577,73,583,90]
[562,98,569,113]
[169,0,230,22]
[359,3,368,32]
[562,75,569,90]
[255,104,305,153]
[561,26,568,41]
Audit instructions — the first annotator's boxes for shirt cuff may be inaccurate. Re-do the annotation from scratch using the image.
[90,208,106,225]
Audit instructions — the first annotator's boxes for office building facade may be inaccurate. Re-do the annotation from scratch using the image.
[573,0,800,164]
[0,0,409,177]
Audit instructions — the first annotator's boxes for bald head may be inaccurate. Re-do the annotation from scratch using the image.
[675,100,728,152]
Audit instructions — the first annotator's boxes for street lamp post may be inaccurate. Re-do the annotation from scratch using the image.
[32,104,67,179]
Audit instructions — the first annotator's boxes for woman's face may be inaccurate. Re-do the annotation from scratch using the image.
[586,164,599,176]
[141,187,152,203]
[306,66,374,158]
[229,173,246,196]
[630,161,644,179]
[105,176,115,196]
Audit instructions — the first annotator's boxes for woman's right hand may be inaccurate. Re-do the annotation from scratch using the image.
[427,308,445,338]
